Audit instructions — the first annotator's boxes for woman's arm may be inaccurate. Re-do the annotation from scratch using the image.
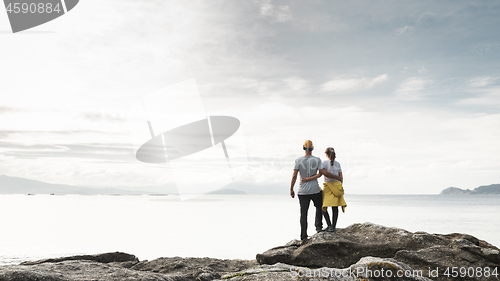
[301,173,322,183]
[338,172,343,184]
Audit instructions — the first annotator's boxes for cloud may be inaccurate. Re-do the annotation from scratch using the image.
[400,66,428,75]
[0,141,61,150]
[472,42,500,55]
[417,12,436,23]
[223,76,313,97]
[0,106,17,114]
[457,87,500,106]
[418,66,428,74]
[469,76,498,87]
[283,76,311,95]
[396,25,415,35]
[83,112,127,123]
[256,0,292,22]
[0,140,133,161]
[458,77,500,106]
[394,77,432,101]
[320,74,388,93]
[396,11,436,35]
[0,129,112,140]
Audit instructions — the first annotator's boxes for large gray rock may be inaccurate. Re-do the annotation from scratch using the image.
[394,238,500,281]
[0,260,174,281]
[218,257,432,281]
[2,223,498,281]
[0,256,432,281]
[0,254,257,281]
[256,222,500,281]
[130,257,258,280]
[20,251,138,265]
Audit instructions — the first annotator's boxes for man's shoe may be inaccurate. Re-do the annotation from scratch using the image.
[316,228,324,233]
[300,237,310,245]
[326,226,335,232]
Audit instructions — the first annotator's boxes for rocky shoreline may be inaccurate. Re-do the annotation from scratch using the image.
[1,223,498,281]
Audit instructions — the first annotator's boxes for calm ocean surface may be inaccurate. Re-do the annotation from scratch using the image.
[1,194,499,265]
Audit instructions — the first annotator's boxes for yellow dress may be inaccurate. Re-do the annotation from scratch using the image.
[322,181,347,213]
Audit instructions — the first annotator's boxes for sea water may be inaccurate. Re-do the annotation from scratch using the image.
[0,194,499,265]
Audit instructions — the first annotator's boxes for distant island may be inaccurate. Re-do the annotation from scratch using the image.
[440,184,500,195]
[207,188,246,195]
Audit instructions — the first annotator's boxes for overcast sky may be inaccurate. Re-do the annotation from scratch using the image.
[1,0,499,194]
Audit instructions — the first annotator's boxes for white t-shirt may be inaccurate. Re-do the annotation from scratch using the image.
[323,160,342,182]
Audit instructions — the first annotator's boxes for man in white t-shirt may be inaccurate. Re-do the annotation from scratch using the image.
[290,140,340,241]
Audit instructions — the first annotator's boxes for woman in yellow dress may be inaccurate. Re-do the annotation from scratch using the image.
[301,147,346,232]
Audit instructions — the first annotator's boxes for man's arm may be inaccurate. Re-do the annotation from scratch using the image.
[301,173,322,183]
[290,169,299,198]
[319,168,343,183]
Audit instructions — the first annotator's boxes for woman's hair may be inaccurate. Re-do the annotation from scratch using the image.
[325,147,336,166]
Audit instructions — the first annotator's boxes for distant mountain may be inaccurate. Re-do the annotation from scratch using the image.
[221,182,284,194]
[207,188,246,195]
[440,184,500,195]
[0,175,287,195]
[0,175,158,195]
[440,187,469,195]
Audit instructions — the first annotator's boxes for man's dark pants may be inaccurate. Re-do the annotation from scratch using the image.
[298,191,323,240]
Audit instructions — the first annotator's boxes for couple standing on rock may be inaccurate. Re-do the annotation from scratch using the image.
[290,140,347,241]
